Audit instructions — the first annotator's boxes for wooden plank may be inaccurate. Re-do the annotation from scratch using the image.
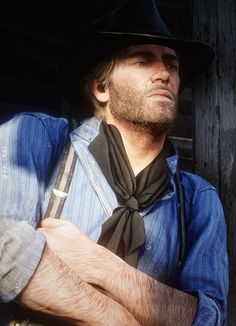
[192,0,236,324]
[217,2,236,325]
[192,0,220,187]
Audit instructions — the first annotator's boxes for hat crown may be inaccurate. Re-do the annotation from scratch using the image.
[91,0,172,37]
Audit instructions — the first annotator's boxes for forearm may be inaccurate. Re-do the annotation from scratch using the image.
[18,245,139,326]
[97,260,197,326]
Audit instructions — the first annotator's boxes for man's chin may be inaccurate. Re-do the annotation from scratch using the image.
[122,118,174,135]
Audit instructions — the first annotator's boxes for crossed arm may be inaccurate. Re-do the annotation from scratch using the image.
[18,218,197,325]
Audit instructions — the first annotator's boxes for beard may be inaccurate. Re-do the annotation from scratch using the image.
[108,80,178,135]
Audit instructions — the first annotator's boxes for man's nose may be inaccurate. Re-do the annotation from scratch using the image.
[151,62,170,83]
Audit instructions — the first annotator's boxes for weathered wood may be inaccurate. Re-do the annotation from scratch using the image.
[192,0,236,324]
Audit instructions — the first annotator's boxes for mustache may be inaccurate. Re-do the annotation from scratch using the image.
[146,86,176,100]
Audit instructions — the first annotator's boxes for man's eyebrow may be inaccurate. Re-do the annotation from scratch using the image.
[162,53,179,62]
[123,51,157,60]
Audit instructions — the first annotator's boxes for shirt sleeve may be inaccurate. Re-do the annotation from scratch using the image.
[0,113,68,302]
[177,175,229,325]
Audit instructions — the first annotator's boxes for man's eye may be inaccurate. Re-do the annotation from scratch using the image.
[134,59,148,66]
[166,63,179,70]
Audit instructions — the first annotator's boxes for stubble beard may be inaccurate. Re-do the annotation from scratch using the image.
[108,81,178,135]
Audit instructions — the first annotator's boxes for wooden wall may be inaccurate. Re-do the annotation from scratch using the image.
[192,0,236,324]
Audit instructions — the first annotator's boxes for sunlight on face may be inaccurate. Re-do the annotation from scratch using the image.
[107,44,180,132]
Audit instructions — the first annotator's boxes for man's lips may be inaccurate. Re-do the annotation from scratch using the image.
[147,89,174,100]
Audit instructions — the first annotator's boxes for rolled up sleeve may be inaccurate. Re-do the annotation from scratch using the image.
[0,219,46,302]
[193,291,225,326]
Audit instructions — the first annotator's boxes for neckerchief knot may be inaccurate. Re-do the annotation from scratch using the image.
[125,196,139,212]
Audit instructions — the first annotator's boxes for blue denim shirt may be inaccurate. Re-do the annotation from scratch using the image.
[0,113,228,325]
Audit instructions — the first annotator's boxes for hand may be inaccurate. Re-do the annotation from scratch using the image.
[37,218,122,287]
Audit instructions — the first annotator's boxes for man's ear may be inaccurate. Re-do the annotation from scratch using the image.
[91,79,109,104]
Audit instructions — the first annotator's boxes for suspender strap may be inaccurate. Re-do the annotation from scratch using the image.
[175,169,186,268]
[43,119,77,219]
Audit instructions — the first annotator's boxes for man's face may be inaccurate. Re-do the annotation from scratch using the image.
[106,44,180,131]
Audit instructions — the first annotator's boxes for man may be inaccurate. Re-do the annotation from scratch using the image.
[0,0,228,325]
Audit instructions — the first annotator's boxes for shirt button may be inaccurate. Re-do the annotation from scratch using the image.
[145,244,152,251]
[14,281,22,290]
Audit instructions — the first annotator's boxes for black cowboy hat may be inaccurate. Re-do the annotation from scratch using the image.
[61,0,214,112]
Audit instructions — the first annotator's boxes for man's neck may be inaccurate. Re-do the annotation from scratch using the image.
[105,116,166,176]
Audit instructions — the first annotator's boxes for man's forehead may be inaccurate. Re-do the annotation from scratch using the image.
[122,44,178,57]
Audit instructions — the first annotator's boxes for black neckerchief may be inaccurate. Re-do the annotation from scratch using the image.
[88,121,171,267]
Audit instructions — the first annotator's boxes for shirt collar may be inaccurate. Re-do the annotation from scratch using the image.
[166,143,179,175]
[71,117,102,143]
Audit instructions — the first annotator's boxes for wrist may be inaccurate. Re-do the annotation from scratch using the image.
[97,247,127,289]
